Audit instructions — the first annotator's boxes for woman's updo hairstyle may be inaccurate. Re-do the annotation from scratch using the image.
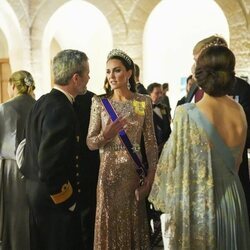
[195,46,236,97]
[9,70,35,95]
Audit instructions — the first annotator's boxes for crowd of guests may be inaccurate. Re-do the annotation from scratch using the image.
[0,34,250,250]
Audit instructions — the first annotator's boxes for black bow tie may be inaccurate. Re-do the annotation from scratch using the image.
[153,103,161,108]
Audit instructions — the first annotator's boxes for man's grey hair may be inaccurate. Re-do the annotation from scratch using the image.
[53,49,88,85]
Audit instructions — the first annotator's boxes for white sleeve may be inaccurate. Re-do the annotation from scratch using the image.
[16,138,26,169]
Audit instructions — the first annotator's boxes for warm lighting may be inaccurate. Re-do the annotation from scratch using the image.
[41,0,113,97]
[143,0,229,113]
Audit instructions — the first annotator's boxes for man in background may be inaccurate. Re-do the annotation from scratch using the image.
[160,83,171,121]
[176,75,195,106]
[147,82,171,154]
[134,63,148,94]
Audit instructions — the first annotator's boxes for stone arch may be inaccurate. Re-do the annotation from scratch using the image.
[8,0,249,95]
[0,0,28,71]
[215,0,250,73]
[30,0,127,95]
[127,0,250,77]
[0,28,10,103]
[142,0,231,113]
[123,0,160,68]
[40,1,113,95]
[0,29,8,58]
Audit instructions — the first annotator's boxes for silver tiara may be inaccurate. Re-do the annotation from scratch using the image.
[107,49,132,66]
[204,37,227,50]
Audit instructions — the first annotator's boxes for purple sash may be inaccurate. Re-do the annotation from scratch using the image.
[101,98,146,182]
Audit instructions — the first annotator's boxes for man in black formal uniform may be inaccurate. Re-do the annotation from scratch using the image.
[21,49,91,250]
[75,90,100,250]
[187,35,250,223]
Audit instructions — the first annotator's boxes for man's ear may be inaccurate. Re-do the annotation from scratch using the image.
[71,73,78,83]
[11,83,15,91]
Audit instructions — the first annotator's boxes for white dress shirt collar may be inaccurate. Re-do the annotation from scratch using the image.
[54,86,75,104]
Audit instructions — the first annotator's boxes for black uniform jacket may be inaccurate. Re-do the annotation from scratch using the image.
[75,91,100,209]
[21,89,80,211]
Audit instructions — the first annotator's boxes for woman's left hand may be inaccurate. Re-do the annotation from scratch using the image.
[135,177,151,202]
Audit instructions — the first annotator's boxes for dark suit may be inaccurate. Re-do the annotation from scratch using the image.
[75,91,100,250]
[186,77,250,223]
[136,82,148,95]
[21,89,83,250]
[152,103,171,155]
[185,83,199,103]
[176,96,187,107]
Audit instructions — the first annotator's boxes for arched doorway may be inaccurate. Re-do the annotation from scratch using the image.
[143,0,229,113]
[39,0,113,97]
[0,29,11,103]
[0,0,29,103]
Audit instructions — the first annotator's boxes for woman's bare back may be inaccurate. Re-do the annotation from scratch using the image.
[196,94,247,169]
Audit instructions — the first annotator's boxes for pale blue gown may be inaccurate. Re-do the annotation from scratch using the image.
[149,103,250,249]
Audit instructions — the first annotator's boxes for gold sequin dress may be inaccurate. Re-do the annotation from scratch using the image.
[87,94,158,250]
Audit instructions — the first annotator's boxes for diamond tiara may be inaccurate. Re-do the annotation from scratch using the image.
[107,49,133,66]
[204,37,227,50]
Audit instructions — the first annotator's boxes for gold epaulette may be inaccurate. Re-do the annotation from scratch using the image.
[50,181,73,204]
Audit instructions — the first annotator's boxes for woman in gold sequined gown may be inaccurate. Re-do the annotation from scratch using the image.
[87,49,158,250]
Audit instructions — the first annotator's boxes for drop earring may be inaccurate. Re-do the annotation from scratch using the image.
[127,81,131,90]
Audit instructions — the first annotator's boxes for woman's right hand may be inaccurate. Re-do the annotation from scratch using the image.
[103,117,127,140]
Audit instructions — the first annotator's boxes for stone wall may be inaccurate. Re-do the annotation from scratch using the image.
[3,0,250,92]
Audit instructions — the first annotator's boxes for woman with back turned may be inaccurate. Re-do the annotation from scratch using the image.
[149,46,250,249]
[0,70,35,250]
